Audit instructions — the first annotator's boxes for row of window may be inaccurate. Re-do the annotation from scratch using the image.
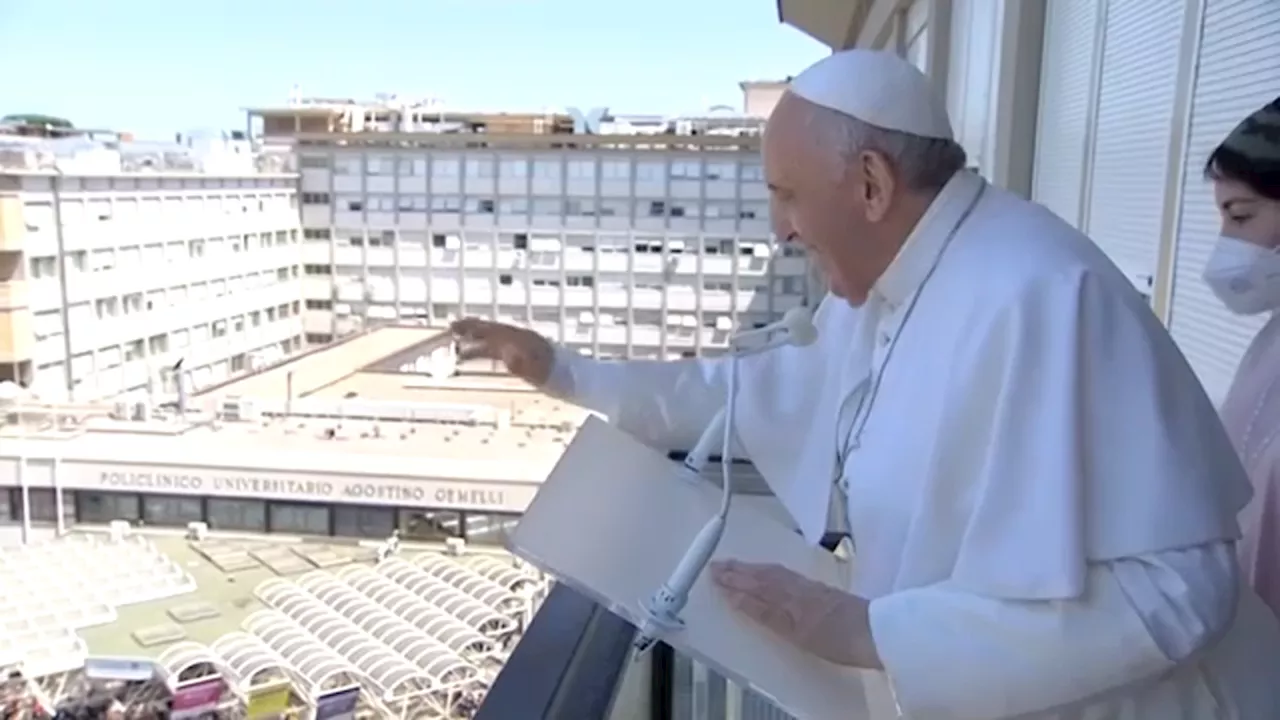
[301,193,769,220]
[32,301,301,369]
[301,154,764,183]
[1,489,517,545]
[21,193,296,230]
[303,229,784,254]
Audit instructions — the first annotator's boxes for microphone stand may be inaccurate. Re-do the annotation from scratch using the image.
[632,312,816,656]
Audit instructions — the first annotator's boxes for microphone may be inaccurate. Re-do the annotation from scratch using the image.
[682,307,819,476]
[631,306,819,656]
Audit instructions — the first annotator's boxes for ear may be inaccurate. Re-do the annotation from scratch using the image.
[857,150,896,223]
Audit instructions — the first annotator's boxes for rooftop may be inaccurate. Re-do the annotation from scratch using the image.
[0,326,589,484]
[202,324,588,431]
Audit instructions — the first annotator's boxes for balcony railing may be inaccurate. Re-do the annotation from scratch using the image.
[475,582,639,720]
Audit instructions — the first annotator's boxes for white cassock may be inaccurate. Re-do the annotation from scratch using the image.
[544,170,1280,718]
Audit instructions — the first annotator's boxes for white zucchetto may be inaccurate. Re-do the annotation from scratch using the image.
[789,49,954,141]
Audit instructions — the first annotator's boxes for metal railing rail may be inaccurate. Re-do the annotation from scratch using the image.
[476,583,636,720]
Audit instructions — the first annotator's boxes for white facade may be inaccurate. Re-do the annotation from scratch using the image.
[293,136,815,359]
[864,0,1278,403]
[0,143,305,401]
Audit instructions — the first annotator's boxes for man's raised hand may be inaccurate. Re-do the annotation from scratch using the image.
[450,318,556,388]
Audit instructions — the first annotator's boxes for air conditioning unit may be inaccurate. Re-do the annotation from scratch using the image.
[108,520,131,542]
[444,537,466,556]
[186,522,208,541]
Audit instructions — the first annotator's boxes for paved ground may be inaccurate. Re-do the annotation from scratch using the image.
[75,534,377,658]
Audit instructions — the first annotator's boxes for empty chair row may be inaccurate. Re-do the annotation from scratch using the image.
[255,579,435,700]
[0,626,88,679]
[337,566,495,657]
[245,610,375,701]
[463,555,545,595]
[296,571,479,685]
[379,559,515,638]
[211,631,304,692]
[413,555,522,613]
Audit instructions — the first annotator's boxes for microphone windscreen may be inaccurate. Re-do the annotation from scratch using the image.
[782,307,819,347]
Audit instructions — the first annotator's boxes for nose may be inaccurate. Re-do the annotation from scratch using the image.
[772,216,797,244]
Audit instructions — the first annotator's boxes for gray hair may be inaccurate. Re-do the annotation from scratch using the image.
[802,101,967,192]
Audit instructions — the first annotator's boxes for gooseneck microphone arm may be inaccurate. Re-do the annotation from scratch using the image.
[682,309,819,476]
[632,307,818,656]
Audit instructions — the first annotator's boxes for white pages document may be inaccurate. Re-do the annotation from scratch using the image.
[507,416,898,720]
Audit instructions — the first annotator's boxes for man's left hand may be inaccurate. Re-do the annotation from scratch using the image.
[710,559,882,669]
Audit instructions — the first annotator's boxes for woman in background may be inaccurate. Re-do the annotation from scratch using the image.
[1202,95,1280,617]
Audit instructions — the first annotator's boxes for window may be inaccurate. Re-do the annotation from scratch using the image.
[463,512,520,546]
[77,492,141,523]
[670,160,701,179]
[12,489,69,523]
[270,503,330,535]
[739,201,767,220]
[740,162,764,181]
[532,159,560,179]
[301,192,330,205]
[598,199,628,217]
[499,158,528,178]
[334,157,361,175]
[397,195,428,211]
[705,161,737,180]
[431,196,462,212]
[531,198,560,216]
[334,506,395,539]
[432,157,461,177]
[465,197,496,214]
[499,274,513,285]
[398,509,463,542]
[207,499,266,532]
[299,155,330,169]
[367,155,396,175]
[304,264,332,275]
[27,257,57,279]
[498,197,528,215]
[635,161,665,181]
[142,495,204,526]
[303,228,331,240]
[466,157,495,178]
[564,199,596,216]
[567,159,596,179]
[601,159,630,180]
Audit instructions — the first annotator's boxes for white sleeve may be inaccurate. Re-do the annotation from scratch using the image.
[866,542,1238,720]
[543,345,728,452]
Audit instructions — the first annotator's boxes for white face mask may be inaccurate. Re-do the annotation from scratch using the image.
[1203,235,1280,315]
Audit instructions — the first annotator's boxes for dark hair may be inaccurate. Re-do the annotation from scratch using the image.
[1204,144,1280,201]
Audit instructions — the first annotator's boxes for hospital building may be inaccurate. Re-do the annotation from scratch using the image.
[0,0,1276,717]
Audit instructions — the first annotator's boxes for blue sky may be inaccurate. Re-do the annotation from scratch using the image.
[0,0,826,140]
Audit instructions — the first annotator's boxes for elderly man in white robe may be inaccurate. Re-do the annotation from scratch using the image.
[453,50,1280,718]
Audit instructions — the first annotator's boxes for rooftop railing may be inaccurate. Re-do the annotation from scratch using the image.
[0,138,296,175]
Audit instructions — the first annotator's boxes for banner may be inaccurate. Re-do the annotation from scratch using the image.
[84,656,157,682]
[171,677,226,720]
[246,680,292,719]
[314,685,360,720]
